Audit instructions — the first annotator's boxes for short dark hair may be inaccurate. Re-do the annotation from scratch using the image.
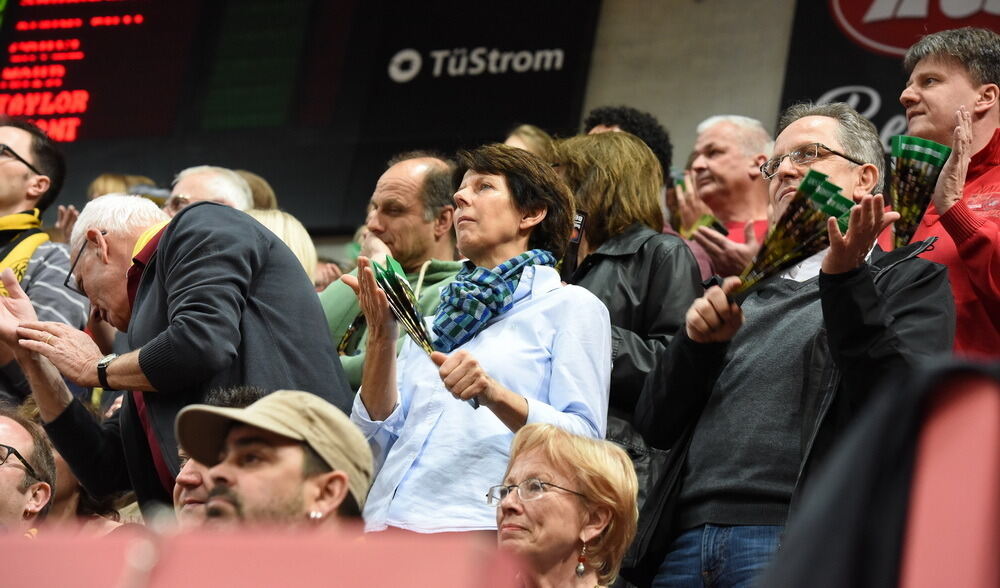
[17,396,122,521]
[583,105,673,180]
[205,385,267,409]
[0,117,65,212]
[386,150,457,222]
[0,404,56,521]
[301,442,360,518]
[454,144,575,260]
[904,27,1000,87]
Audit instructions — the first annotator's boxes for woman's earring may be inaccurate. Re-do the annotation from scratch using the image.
[576,544,587,577]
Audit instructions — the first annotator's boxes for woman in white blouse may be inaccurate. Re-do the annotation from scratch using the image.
[343,143,611,534]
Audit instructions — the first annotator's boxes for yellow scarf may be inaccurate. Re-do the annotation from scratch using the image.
[0,209,49,296]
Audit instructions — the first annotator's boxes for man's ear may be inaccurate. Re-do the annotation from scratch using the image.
[23,481,51,520]
[433,205,455,239]
[519,208,547,232]
[748,153,768,180]
[24,175,49,204]
[974,83,998,116]
[309,470,350,518]
[85,228,111,263]
[853,163,879,200]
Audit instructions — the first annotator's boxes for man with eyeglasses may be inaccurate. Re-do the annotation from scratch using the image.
[0,119,87,405]
[627,102,954,588]
[900,27,1000,358]
[0,194,353,516]
[0,405,55,536]
[175,390,372,528]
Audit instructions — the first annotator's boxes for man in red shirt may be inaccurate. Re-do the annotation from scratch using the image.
[901,27,1000,358]
[684,116,772,277]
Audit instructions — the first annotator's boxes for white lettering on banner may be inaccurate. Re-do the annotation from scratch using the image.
[817,84,908,152]
[388,49,422,83]
[818,85,881,118]
[389,47,564,83]
[864,0,1000,22]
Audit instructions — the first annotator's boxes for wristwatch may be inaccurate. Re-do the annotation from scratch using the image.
[97,353,119,389]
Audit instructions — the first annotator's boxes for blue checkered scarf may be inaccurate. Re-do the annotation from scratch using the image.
[432,249,556,352]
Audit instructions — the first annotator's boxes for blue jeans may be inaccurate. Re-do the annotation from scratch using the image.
[652,524,783,588]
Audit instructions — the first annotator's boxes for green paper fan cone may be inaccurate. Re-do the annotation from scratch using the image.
[735,170,842,294]
[889,135,952,248]
[371,257,434,355]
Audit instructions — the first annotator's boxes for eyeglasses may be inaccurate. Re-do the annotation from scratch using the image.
[0,443,40,481]
[163,194,191,215]
[486,477,586,506]
[0,144,42,176]
[64,230,107,296]
[760,143,865,180]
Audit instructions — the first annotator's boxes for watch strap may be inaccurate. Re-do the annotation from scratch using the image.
[97,354,118,389]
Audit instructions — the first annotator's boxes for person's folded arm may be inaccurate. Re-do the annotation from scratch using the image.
[137,207,266,391]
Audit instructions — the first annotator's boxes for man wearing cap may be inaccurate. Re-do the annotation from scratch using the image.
[176,390,373,526]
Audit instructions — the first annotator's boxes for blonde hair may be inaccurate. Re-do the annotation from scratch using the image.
[555,131,662,249]
[87,173,155,200]
[506,124,556,162]
[505,424,638,586]
[245,209,317,281]
[235,169,278,210]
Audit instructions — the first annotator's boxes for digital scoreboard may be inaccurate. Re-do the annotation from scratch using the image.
[0,0,202,142]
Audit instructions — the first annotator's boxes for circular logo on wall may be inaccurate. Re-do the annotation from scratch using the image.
[829,0,1000,57]
[388,49,422,83]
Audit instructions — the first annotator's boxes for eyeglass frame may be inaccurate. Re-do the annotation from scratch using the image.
[0,443,41,481]
[759,142,865,180]
[485,477,586,506]
[64,230,107,296]
[0,143,42,176]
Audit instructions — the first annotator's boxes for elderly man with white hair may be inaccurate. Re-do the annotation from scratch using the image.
[164,165,253,215]
[0,196,352,514]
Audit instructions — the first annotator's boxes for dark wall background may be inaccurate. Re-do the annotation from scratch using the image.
[0,0,601,234]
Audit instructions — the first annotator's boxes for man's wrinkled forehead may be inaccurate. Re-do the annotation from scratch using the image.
[775,116,841,152]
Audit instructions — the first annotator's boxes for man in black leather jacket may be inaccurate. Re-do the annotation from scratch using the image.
[625,102,956,587]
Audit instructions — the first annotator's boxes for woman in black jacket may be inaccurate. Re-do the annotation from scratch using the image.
[556,131,701,569]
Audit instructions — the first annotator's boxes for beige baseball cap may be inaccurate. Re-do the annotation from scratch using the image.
[175,390,373,510]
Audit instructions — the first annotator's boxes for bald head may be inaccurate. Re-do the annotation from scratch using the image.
[366,154,456,271]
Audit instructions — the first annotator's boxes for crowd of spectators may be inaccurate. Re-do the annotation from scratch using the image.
[0,26,997,587]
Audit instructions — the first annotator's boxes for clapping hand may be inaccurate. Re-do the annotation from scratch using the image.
[693,222,760,277]
[675,170,716,233]
[341,256,397,340]
[821,194,899,275]
[932,107,972,216]
[0,268,37,348]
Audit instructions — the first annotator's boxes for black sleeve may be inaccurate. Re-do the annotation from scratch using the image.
[819,259,955,414]
[610,241,702,411]
[138,208,266,390]
[43,398,131,497]
[633,330,729,449]
[0,359,30,402]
